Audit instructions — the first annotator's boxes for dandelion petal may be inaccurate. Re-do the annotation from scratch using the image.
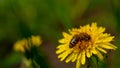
[86,49,91,58]
[91,47,97,54]
[99,43,117,50]
[96,50,103,60]
[81,51,86,64]
[97,47,107,53]
[76,60,81,68]
[63,32,70,38]
[65,53,74,63]
[72,53,78,62]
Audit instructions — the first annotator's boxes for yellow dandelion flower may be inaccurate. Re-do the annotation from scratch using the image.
[31,35,42,46]
[14,35,42,53]
[14,39,28,53]
[56,22,117,68]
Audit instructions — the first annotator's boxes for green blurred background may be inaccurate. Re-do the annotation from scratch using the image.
[0,0,120,68]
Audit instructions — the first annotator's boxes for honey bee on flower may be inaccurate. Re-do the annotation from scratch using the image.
[56,22,117,68]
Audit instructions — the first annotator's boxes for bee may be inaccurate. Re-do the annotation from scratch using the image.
[69,33,91,48]
[69,35,80,48]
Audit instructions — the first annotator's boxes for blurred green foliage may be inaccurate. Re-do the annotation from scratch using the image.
[0,0,120,68]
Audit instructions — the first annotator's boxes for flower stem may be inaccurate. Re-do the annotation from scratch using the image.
[87,57,98,68]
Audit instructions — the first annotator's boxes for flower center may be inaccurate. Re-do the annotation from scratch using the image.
[69,33,91,52]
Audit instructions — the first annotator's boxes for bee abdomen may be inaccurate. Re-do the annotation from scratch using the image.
[69,35,80,48]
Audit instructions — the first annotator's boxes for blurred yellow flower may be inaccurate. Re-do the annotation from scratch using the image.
[31,35,42,46]
[14,35,42,53]
[14,39,28,53]
[56,23,117,68]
